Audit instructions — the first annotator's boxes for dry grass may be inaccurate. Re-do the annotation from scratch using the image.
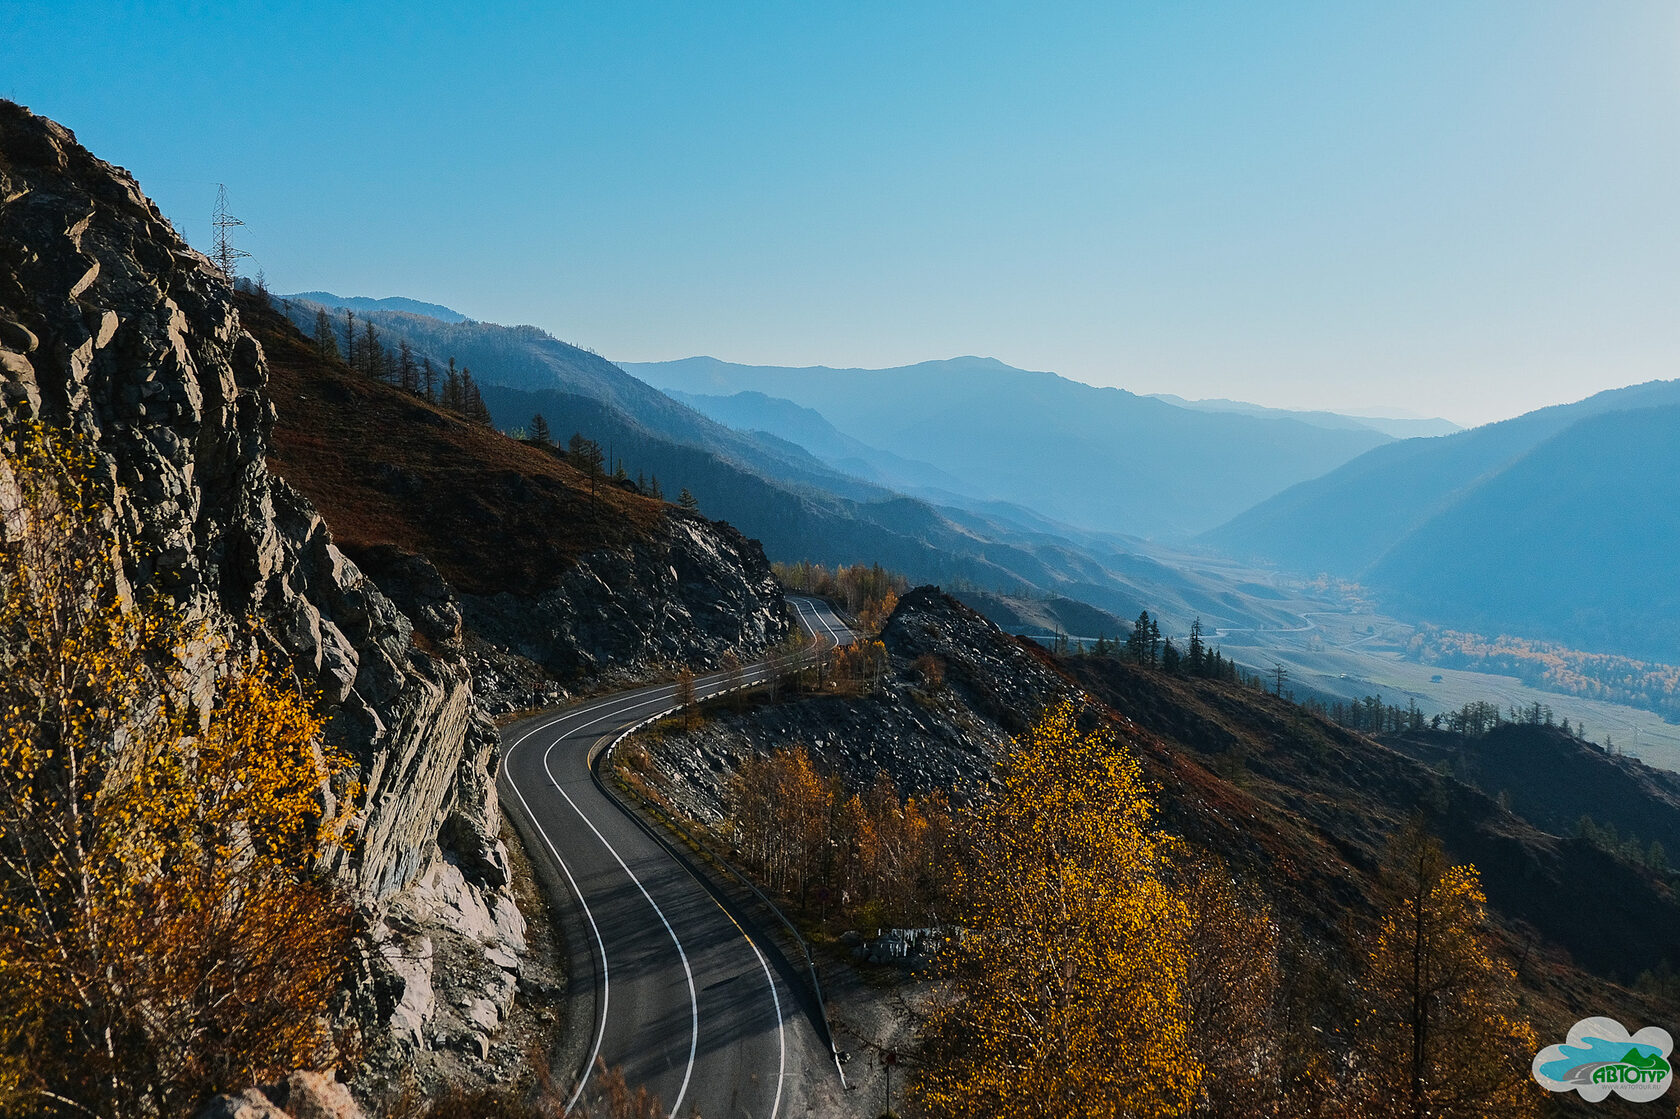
[242,294,664,596]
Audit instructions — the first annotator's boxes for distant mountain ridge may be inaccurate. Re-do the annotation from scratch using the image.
[1205,381,1680,661]
[666,388,980,499]
[284,291,470,323]
[624,355,1393,538]
[1146,393,1462,439]
[275,294,1309,636]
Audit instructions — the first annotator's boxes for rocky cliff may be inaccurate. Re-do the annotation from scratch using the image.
[241,289,793,717]
[0,100,786,1096]
[0,97,525,1079]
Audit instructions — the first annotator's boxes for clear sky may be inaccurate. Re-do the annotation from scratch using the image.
[5,1,1678,426]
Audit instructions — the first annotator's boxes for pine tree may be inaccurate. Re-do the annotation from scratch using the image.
[421,355,437,402]
[1188,617,1205,675]
[441,358,462,413]
[462,370,492,426]
[397,338,418,394]
[678,487,699,510]
[1126,610,1152,664]
[568,433,605,500]
[530,413,551,444]
[649,474,664,501]
[313,309,340,359]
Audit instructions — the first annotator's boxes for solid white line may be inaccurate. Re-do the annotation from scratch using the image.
[502,608,839,1117]
[540,733,700,1119]
[711,901,787,1119]
[502,688,689,1113]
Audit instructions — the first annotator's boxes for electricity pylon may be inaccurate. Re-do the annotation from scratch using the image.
[212,184,250,280]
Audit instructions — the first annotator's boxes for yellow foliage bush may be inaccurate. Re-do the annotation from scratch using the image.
[0,424,359,1119]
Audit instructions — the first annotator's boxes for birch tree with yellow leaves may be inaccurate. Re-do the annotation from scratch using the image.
[0,426,358,1119]
[914,699,1200,1119]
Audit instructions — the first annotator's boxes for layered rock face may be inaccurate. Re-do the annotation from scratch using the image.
[462,512,789,692]
[0,101,519,1067]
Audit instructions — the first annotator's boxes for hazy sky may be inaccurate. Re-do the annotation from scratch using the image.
[6,2,1679,426]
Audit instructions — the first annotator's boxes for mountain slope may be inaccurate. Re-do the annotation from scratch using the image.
[275,296,1313,635]
[667,388,975,497]
[1205,379,1680,577]
[1147,393,1461,439]
[287,290,470,322]
[278,297,889,504]
[624,355,1392,537]
[246,293,792,684]
[1364,404,1680,661]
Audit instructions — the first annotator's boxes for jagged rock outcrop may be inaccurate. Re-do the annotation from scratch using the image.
[198,1071,366,1119]
[644,586,1074,819]
[462,512,789,694]
[0,100,519,1072]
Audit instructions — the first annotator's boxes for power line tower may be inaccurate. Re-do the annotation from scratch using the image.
[211,183,250,280]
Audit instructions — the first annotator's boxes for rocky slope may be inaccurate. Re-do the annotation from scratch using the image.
[639,585,1680,1069]
[244,291,791,711]
[644,587,1070,822]
[0,97,526,1084]
[0,98,790,1099]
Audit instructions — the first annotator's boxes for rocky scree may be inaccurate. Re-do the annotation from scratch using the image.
[460,511,790,701]
[642,586,1074,824]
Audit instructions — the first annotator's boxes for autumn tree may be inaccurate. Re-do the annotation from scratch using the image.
[914,700,1198,1119]
[1352,821,1539,1119]
[725,744,832,904]
[1181,859,1286,1116]
[857,589,898,634]
[0,425,358,1119]
[675,666,698,732]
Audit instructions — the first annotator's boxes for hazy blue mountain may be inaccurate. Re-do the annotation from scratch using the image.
[284,291,470,323]
[1205,379,1680,577]
[1365,404,1680,662]
[622,356,1392,538]
[667,388,978,497]
[1146,393,1462,439]
[275,296,1302,635]
[279,296,889,504]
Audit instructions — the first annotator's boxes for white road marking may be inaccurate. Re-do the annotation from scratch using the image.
[502,603,852,1118]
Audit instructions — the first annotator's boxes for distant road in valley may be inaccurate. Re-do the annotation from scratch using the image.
[500,596,854,1118]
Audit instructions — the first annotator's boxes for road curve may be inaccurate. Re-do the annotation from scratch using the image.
[499,596,854,1118]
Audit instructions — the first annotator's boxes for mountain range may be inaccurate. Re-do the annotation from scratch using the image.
[1205,380,1680,661]
[276,295,1312,636]
[623,355,1393,538]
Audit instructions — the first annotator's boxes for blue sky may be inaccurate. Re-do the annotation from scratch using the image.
[5,1,1678,425]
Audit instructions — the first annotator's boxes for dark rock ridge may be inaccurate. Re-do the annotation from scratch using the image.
[461,511,788,692]
[0,105,587,1093]
[645,586,1073,821]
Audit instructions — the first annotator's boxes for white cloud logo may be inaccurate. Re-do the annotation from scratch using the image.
[1532,1017,1673,1103]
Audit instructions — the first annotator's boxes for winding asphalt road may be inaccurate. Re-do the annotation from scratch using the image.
[500,596,854,1118]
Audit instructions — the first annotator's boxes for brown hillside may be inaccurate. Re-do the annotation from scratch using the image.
[239,292,662,596]
[1064,656,1680,1071]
